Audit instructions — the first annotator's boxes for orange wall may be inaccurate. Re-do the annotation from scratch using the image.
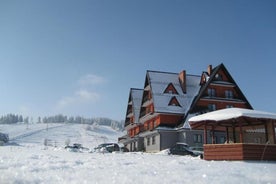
[159,114,183,125]
[128,124,143,137]
[142,114,183,131]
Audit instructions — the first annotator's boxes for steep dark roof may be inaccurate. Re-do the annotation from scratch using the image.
[189,63,253,112]
[142,70,201,115]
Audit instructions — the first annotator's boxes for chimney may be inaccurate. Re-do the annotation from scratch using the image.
[207,65,212,75]
[179,70,186,93]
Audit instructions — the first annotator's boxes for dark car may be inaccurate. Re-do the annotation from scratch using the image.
[65,143,89,152]
[120,147,129,152]
[169,143,196,156]
[188,146,204,159]
[94,143,120,153]
[189,147,203,155]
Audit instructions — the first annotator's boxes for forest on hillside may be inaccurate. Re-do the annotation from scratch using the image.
[0,114,124,131]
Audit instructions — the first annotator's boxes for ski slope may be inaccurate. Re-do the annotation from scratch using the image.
[0,123,276,184]
[1,123,121,148]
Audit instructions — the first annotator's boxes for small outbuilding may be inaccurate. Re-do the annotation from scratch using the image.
[189,108,276,161]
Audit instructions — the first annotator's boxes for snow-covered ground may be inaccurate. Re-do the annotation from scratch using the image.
[0,123,276,184]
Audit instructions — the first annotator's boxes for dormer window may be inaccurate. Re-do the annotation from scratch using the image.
[215,73,223,80]
[164,83,178,94]
[168,96,181,107]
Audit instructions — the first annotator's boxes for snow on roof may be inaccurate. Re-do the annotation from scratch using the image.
[183,113,197,129]
[189,108,276,123]
[131,89,143,124]
[147,71,201,115]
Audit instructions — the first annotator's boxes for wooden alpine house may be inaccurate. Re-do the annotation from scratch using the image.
[119,63,272,155]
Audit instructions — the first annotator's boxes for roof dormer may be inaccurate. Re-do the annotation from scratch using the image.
[168,96,181,107]
[164,83,178,94]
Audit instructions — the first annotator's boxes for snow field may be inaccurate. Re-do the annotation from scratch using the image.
[0,123,276,184]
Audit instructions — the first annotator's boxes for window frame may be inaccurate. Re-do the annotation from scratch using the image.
[208,88,216,97]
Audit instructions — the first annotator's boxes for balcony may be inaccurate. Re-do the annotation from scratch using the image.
[124,120,131,127]
[142,98,153,107]
[210,81,235,87]
[142,95,150,104]
[201,95,245,103]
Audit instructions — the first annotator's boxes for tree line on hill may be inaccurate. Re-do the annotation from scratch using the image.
[0,114,124,131]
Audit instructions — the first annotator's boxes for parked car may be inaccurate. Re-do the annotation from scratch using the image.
[169,143,195,156]
[120,146,129,152]
[65,143,89,152]
[94,143,120,153]
[188,146,204,159]
[0,132,9,144]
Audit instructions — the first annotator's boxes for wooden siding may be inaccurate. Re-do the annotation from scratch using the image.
[128,125,143,137]
[142,114,183,132]
[204,144,276,161]
[159,114,183,126]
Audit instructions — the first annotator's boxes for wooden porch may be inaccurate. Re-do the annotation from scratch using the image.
[189,108,276,161]
[204,143,276,161]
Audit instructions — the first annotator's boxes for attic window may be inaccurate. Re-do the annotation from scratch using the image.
[215,73,223,80]
[164,83,178,94]
[168,96,181,107]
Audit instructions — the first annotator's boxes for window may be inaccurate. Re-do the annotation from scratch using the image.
[183,132,186,140]
[145,123,150,130]
[226,105,233,108]
[254,137,261,144]
[152,136,156,145]
[147,137,150,146]
[130,142,133,151]
[208,88,216,97]
[168,96,181,107]
[215,73,223,80]
[214,136,218,144]
[154,120,158,128]
[219,137,226,144]
[135,141,138,151]
[193,134,202,143]
[208,104,216,111]
[225,90,233,99]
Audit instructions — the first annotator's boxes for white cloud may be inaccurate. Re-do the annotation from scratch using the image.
[75,89,100,101]
[56,74,105,111]
[78,74,106,86]
[56,89,100,109]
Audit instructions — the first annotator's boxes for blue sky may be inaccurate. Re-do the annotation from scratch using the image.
[0,0,275,121]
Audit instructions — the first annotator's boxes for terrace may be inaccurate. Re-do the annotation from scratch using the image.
[189,108,276,161]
